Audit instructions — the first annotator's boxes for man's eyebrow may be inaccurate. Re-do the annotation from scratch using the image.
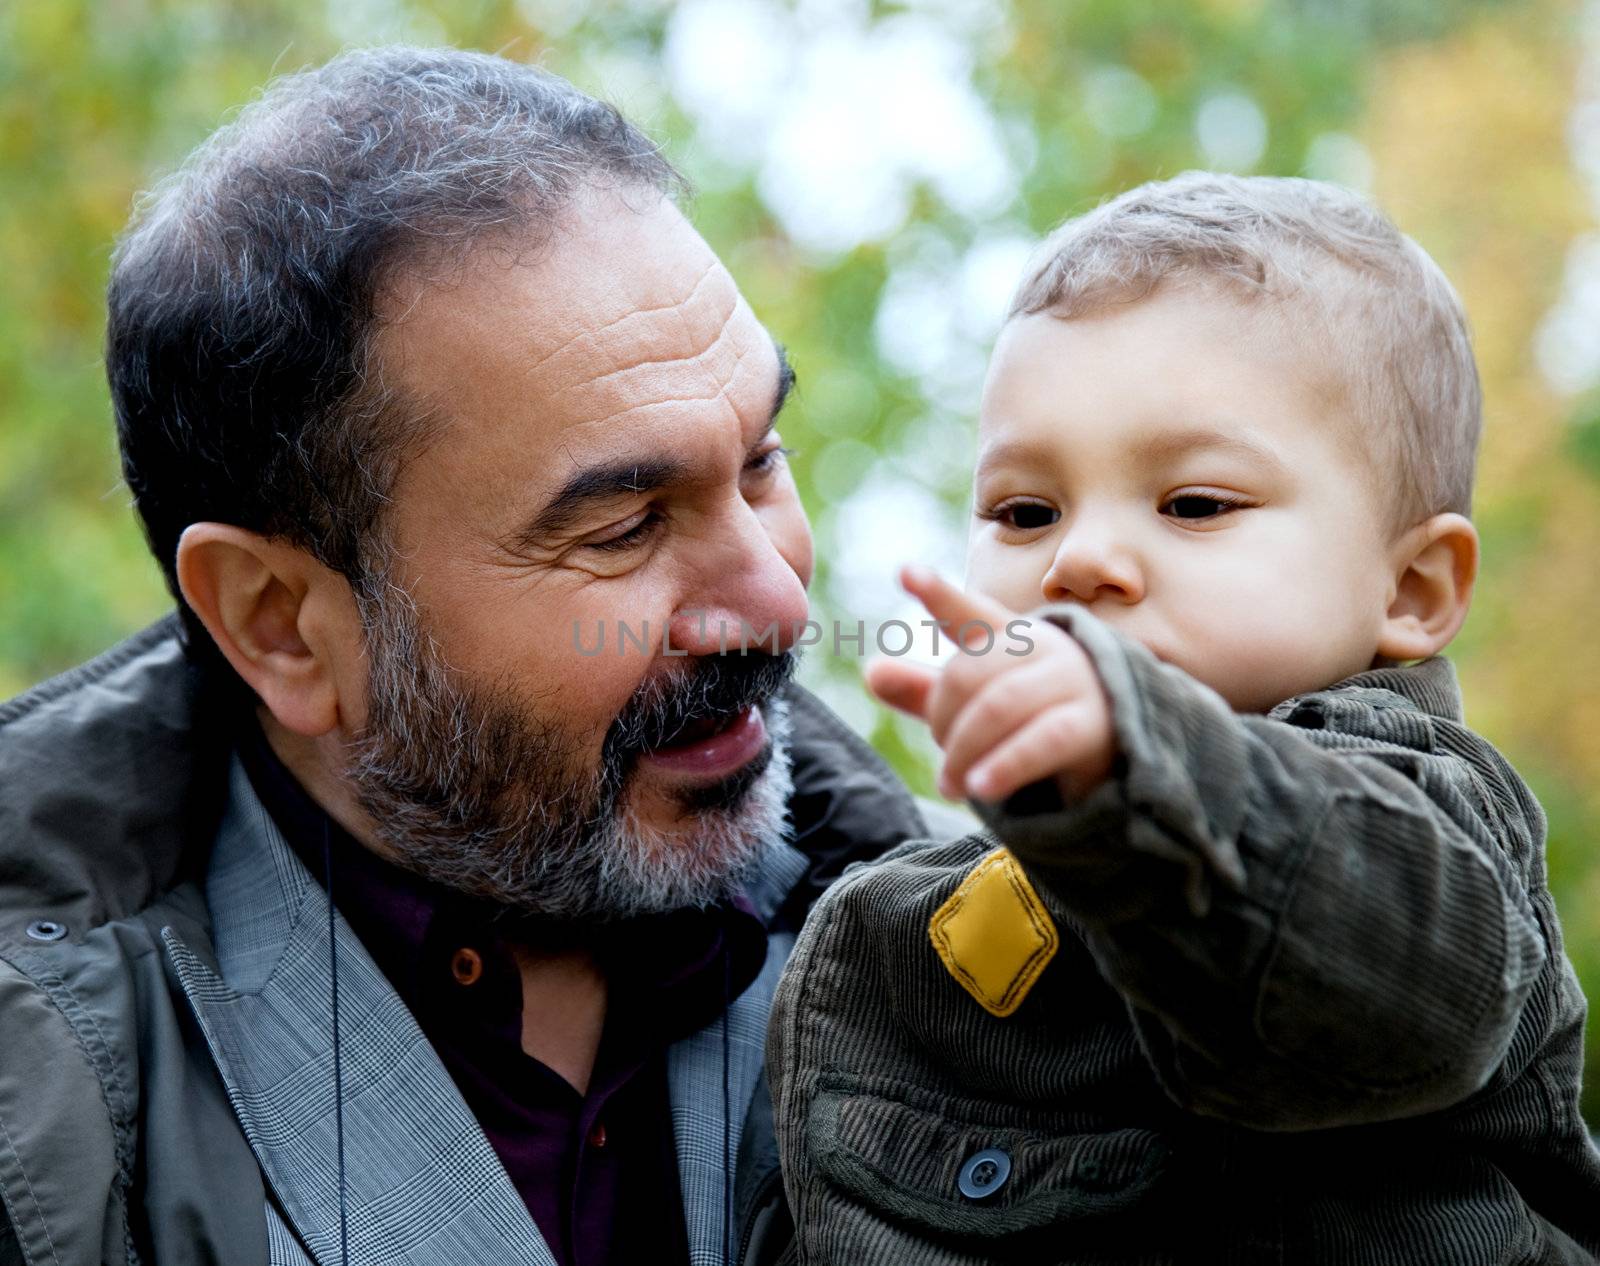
[512,456,686,546]
[511,344,794,551]
[772,341,796,421]
[734,341,793,459]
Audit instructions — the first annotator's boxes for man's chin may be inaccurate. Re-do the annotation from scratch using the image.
[591,712,793,920]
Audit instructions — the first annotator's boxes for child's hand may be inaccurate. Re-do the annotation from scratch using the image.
[866,566,1116,804]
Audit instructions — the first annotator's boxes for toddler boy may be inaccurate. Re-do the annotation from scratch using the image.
[768,173,1600,1263]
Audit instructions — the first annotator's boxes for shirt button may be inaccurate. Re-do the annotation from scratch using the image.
[450,947,484,987]
[587,1121,608,1150]
[957,1147,1011,1200]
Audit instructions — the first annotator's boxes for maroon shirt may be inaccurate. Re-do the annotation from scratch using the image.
[235,720,768,1266]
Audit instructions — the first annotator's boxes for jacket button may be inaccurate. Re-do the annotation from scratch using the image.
[450,947,484,986]
[957,1148,1011,1200]
[25,920,67,942]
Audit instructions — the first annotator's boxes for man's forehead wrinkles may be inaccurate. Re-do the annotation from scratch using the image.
[691,312,768,434]
[551,282,740,400]
[557,330,743,424]
[565,329,768,438]
[522,262,728,382]
[552,295,771,439]
[561,395,749,445]
[720,331,766,432]
[674,264,735,354]
[577,370,746,433]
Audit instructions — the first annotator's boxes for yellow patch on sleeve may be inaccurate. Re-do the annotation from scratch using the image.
[928,846,1059,1018]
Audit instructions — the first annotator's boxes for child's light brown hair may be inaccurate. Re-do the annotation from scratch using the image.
[1011,172,1481,529]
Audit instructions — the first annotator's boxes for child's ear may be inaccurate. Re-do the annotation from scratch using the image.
[1375,512,1479,662]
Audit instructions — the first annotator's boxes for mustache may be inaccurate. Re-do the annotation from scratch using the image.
[604,649,800,761]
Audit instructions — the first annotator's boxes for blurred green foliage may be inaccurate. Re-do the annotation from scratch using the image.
[4,0,1599,1125]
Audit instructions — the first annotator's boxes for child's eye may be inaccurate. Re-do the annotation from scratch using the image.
[1159,492,1249,522]
[992,501,1061,531]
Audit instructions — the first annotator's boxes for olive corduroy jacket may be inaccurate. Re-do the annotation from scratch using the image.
[770,606,1600,1265]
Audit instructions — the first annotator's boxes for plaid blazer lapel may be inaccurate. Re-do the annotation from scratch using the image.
[164,758,556,1266]
[668,840,809,1266]
[667,934,793,1266]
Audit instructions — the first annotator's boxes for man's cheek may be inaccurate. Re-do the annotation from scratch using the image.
[556,579,663,658]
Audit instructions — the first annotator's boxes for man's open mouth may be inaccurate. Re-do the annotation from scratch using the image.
[651,709,743,752]
[606,650,795,788]
[639,705,767,779]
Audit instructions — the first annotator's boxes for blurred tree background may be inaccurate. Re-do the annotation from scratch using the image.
[3,0,1599,1121]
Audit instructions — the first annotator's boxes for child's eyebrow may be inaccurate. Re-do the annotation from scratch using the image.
[975,436,1056,473]
[975,428,1290,478]
[1131,427,1290,475]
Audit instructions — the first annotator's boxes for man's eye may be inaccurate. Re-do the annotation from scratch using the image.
[747,444,794,475]
[1160,493,1247,521]
[1000,502,1060,531]
[585,512,662,553]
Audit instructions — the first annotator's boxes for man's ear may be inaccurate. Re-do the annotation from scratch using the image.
[1375,512,1479,663]
[176,523,362,737]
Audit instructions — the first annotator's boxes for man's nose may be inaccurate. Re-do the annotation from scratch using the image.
[665,502,811,656]
[1040,514,1145,606]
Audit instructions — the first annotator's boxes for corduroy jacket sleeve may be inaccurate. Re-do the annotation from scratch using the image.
[975,605,1550,1132]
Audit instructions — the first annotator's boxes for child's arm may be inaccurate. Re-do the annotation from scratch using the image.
[870,568,1549,1132]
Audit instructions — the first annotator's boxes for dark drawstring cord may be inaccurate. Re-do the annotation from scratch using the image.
[722,943,733,1265]
[324,820,350,1266]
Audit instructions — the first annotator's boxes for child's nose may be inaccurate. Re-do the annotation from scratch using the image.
[1040,524,1145,606]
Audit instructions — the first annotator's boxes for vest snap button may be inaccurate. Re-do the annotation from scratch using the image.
[450,947,484,986]
[25,920,67,942]
[957,1147,1011,1200]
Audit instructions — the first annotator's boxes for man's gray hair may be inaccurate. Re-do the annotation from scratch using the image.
[1011,172,1481,526]
[107,46,681,665]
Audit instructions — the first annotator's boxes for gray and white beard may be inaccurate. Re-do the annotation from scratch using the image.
[342,584,794,924]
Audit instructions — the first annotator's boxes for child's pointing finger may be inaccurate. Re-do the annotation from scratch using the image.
[899,565,1012,650]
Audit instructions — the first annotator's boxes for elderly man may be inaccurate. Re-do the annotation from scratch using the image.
[0,47,949,1266]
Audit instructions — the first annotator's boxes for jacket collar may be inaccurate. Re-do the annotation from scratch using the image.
[1324,655,1464,722]
[1261,654,1466,728]
[777,684,930,931]
[0,614,230,944]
